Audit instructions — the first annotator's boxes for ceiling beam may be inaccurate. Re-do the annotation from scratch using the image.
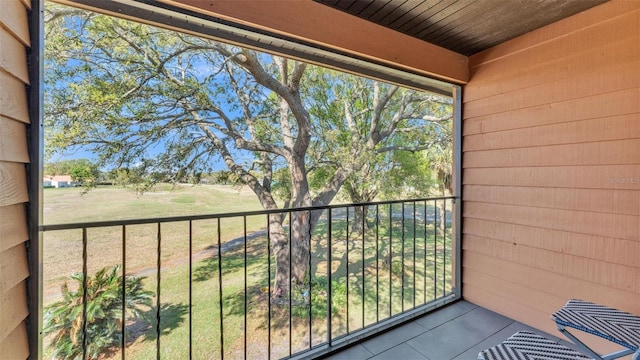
[160,0,469,84]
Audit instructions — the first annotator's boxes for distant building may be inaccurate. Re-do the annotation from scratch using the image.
[43,175,78,188]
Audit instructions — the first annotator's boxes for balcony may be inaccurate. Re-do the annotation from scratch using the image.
[2,1,638,359]
[326,300,573,360]
[41,197,462,359]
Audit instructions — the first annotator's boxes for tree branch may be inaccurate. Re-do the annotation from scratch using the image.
[375,143,435,154]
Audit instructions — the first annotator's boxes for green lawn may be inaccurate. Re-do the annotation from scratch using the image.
[43,183,263,225]
[42,186,454,359]
[117,219,452,360]
[43,184,264,297]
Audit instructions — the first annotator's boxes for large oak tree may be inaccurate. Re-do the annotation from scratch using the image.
[45,5,451,297]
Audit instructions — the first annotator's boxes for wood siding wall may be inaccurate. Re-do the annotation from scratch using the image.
[462,0,640,348]
[0,0,31,359]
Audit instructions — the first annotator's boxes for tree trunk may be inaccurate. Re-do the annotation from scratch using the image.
[271,154,314,299]
[437,168,452,233]
[270,210,315,300]
[290,210,311,283]
[436,200,446,234]
[269,214,290,298]
[351,205,368,234]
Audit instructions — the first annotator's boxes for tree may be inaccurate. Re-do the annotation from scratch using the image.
[302,68,453,232]
[44,159,100,183]
[45,5,451,297]
[43,265,153,359]
[425,140,454,233]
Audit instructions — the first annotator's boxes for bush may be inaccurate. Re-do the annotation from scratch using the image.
[44,265,153,359]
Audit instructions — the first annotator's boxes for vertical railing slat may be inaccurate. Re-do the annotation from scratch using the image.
[82,228,88,360]
[308,211,313,350]
[289,211,293,357]
[413,201,416,309]
[156,223,161,360]
[189,221,193,360]
[217,219,224,360]
[327,209,332,346]
[267,216,272,359]
[361,205,365,328]
[345,206,350,334]
[443,200,447,297]
[122,225,127,360]
[388,203,392,318]
[243,217,247,360]
[375,204,379,324]
[433,199,437,301]
[423,201,427,304]
[401,202,405,312]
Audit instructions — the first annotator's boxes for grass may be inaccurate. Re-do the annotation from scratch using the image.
[42,184,263,297]
[119,222,453,359]
[43,183,263,224]
[42,186,454,359]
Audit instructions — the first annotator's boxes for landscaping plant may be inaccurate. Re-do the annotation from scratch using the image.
[43,265,153,359]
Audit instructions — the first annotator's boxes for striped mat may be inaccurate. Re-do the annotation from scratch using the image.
[552,299,640,351]
[478,331,590,360]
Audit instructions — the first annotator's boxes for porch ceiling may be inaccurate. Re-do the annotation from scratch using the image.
[314,0,608,56]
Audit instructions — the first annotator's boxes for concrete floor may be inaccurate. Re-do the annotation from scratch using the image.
[324,300,573,360]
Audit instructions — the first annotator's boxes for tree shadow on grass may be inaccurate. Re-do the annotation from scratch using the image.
[193,235,268,282]
[190,216,404,334]
[136,302,190,342]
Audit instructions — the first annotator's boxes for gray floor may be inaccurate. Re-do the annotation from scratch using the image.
[325,300,572,360]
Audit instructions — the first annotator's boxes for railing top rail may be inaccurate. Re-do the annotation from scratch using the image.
[40,196,457,232]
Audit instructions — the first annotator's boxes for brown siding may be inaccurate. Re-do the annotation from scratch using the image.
[0,0,31,358]
[462,0,640,351]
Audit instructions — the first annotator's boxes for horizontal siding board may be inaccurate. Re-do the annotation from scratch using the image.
[465,59,640,119]
[463,185,640,216]
[463,251,640,316]
[462,283,560,336]
[0,244,29,293]
[463,88,639,136]
[0,161,28,207]
[0,320,28,360]
[0,282,28,341]
[464,165,640,191]
[0,0,30,46]
[463,218,639,267]
[463,201,639,240]
[463,271,564,320]
[464,115,640,152]
[465,34,640,102]
[20,0,31,10]
[465,140,640,170]
[0,71,29,124]
[0,117,29,163]
[464,234,637,292]
[0,29,29,84]
[0,204,28,252]
[464,145,639,170]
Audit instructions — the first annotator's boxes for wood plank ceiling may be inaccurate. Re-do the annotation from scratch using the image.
[315,0,609,56]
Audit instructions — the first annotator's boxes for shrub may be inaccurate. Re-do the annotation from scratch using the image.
[44,265,153,359]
